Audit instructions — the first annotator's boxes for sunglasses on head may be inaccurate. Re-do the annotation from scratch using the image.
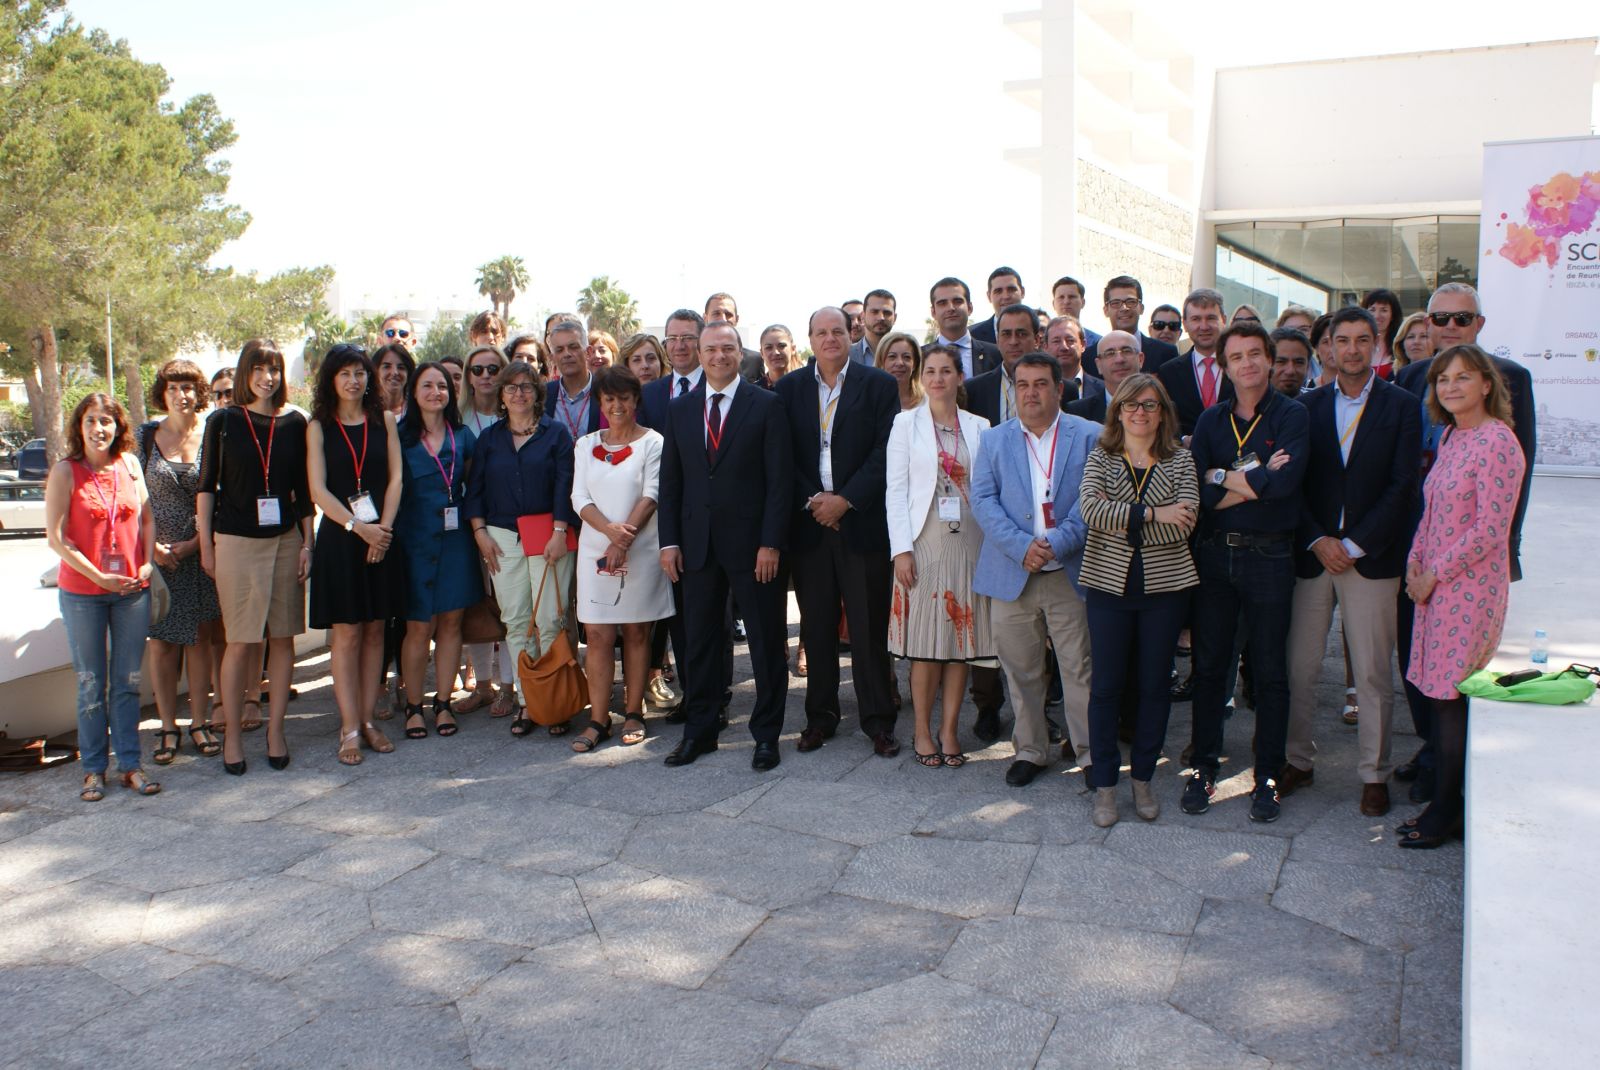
[1428,311,1477,327]
[1150,319,1180,331]
[384,328,412,339]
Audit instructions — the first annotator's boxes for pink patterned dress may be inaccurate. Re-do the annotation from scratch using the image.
[1406,419,1526,699]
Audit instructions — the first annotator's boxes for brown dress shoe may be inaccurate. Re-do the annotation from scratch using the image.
[1360,782,1390,817]
[1277,763,1314,797]
[871,731,901,758]
[796,727,827,752]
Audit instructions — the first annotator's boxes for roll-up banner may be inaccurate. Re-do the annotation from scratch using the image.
[1479,135,1600,472]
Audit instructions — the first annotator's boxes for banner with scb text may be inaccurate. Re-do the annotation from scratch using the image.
[1478,136,1600,470]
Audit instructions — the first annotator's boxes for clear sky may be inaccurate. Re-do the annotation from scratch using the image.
[67,0,1600,337]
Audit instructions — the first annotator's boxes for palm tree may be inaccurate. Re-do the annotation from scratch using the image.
[353,312,390,351]
[475,255,530,321]
[576,275,641,339]
[302,309,352,376]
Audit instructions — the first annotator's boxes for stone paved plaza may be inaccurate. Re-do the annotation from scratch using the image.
[0,624,1461,1069]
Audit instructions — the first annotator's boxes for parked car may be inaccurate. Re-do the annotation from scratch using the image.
[16,440,47,481]
[0,477,46,535]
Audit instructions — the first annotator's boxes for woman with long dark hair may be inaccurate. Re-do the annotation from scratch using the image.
[374,342,415,418]
[1362,289,1404,380]
[196,340,314,775]
[396,361,483,739]
[307,344,404,765]
[47,393,159,801]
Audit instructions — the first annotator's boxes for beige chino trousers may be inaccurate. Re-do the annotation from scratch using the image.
[989,568,1092,768]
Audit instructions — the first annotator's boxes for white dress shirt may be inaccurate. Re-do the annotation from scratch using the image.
[671,366,704,398]
[1329,371,1375,559]
[815,360,848,492]
[703,374,739,446]
[943,332,976,379]
[1022,414,1063,571]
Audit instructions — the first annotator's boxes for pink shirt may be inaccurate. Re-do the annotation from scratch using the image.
[58,456,144,596]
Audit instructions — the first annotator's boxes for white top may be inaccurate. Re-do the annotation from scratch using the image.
[570,428,673,625]
[885,405,990,558]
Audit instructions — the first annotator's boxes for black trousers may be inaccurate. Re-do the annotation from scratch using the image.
[680,560,788,745]
[792,527,895,737]
[1086,588,1187,787]
[1394,589,1435,770]
[666,574,733,708]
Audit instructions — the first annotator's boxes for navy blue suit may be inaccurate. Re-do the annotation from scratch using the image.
[1157,353,1236,438]
[1083,331,1179,380]
[658,380,793,745]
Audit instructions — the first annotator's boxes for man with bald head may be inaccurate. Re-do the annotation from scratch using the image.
[774,306,903,757]
[1065,330,1140,424]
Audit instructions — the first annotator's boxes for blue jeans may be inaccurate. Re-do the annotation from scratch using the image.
[60,588,149,774]
[1086,588,1187,788]
[1190,537,1294,785]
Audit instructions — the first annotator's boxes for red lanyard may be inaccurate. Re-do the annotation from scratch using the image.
[704,393,726,453]
[241,407,277,493]
[423,423,456,502]
[335,417,368,492]
[935,419,971,502]
[1023,419,1060,497]
[559,384,589,440]
[80,460,120,551]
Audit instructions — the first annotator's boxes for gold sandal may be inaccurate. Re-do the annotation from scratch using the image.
[360,721,395,754]
[337,730,363,766]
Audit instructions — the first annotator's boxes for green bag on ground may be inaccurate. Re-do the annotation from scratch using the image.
[1457,667,1596,705]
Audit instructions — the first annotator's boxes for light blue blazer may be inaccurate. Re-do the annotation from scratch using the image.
[970,413,1099,602]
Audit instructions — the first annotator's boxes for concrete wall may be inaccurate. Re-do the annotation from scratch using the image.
[1210,39,1599,214]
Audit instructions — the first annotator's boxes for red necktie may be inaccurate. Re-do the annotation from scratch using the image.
[1199,357,1217,408]
[706,393,723,460]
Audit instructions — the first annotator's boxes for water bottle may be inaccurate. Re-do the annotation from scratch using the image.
[1531,628,1549,667]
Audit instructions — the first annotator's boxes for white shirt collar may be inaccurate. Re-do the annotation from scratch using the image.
[1191,347,1218,371]
[1022,412,1061,445]
[672,366,704,394]
[816,359,849,391]
[704,373,739,413]
[1337,371,1376,404]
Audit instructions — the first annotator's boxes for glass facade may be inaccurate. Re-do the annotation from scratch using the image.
[1215,216,1480,319]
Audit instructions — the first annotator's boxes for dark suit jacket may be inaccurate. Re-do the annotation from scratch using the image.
[1294,377,1421,580]
[658,382,792,572]
[1082,331,1180,379]
[740,347,764,385]
[970,316,997,345]
[925,337,1001,378]
[963,367,1090,424]
[638,374,675,432]
[773,362,899,556]
[543,379,603,437]
[1395,354,1535,579]
[1157,353,1236,437]
[1065,392,1108,427]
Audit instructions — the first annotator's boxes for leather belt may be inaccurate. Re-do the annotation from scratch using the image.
[1208,530,1290,549]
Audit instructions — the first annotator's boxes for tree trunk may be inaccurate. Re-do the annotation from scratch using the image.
[19,363,45,441]
[29,324,66,464]
[120,343,146,427]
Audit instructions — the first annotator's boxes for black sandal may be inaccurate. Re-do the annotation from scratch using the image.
[432,694,458,737]
[403,702,429,740]
[152,728,181,766]
[547,720,570,736]
[510,709,534,737]
[619,715,648,746]
[188,721,222,757]
[570,718,611,753]
[914,749,943,768]
[940,751,968,769]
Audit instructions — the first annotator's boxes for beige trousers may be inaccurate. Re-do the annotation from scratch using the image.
[484,526,577,703]
[1285,568,1400,784]
[989,569,1092,767]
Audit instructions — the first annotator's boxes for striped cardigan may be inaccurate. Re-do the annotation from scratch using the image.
[1077,445,1200,596]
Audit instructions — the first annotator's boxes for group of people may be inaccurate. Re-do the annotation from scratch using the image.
[46,272,1532,848]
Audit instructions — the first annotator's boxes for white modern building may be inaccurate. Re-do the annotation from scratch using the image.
[1006,0,1600,321]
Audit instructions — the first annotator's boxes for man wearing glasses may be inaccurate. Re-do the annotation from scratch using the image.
[380,313,418,353]
[1082,275,1179,378]
[1066,330,1141,425]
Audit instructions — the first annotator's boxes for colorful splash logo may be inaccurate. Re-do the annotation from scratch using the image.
[1492,171,1600,268]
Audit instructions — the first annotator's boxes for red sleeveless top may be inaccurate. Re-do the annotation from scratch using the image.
[57,456,144,596]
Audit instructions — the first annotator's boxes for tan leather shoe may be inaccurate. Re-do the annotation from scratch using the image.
[1132,778,1159,821]
[1360,782,1390,817]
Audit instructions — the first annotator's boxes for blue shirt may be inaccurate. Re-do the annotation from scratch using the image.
[1191,387,1308,536]
[463,416,576,529]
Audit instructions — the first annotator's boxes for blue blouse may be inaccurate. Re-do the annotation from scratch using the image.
[463,416,576,529]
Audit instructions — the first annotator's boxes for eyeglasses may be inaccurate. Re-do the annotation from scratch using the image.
[1428,311,1477,327]
[502,383,536,396]
[384,328,412,339]
[1120,399,1161,413]
[213,389,232,402]
[1149,319,1180,331]
[1100,346,1141,360]
[1105,298,1141,310]
[664,334,698,345]
[469,363,501,377]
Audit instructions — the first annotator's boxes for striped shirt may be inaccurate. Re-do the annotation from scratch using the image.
[1077,446,1200,596]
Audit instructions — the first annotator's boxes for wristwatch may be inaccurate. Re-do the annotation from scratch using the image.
[344,517,356,533]
[1209,469,1227,486]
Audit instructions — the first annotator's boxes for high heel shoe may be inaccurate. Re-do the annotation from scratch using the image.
[267,751,291,770]
[404,702,429,740]
[223,757,247,776]
[432,694,458,737]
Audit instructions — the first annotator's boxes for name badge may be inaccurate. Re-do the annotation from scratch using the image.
[256,496,282,526]
[347,491,379,524]
[1232,452,1261,472]
[1041,500,1056,528]
[102,551,128,576]
[937,496,962,522]
[442,506,460,532]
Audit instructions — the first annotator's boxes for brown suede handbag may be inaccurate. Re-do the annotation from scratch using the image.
[516,563,587,725]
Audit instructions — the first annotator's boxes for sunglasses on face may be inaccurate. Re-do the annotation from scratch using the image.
[469,363,500,377]
[384,328,412,339]
[1150,319,1180,331]
[1428,311,1476,327]
[214,389,233,401]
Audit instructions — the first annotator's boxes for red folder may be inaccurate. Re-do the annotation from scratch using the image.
[517,513,580,556]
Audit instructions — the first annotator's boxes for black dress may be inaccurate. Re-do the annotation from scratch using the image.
[309,416,406,627]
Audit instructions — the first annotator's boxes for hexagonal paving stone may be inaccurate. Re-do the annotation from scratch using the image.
[368,854,589,949]
[738,778,931,846]
[0,878,150,967]
[241,1004,471,1069]
[0,811,191,893]
[620,811,856,909]
[1016,844,1204,935]
[82,943,205,995]
[834,835,1037,918]
[587,875,768,988]
[413,797,637,876]
[0,964,131,1050]
[777,973,1055,1070]
[1103,823,1289,900]
[1272,859,1462,951]
[284,835,438,891]
[1035,1001,1271,1069]
[282,929,523,1008]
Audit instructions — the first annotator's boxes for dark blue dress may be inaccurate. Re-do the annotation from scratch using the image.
[396,424,482,621]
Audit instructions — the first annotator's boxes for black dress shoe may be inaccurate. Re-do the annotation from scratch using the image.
[663,736,718,767]
[751,741,781,771]
[1169,671,1194,701]
[717,705,730,732]
[1005,759,1044,787]
[1409,767,1435,804]
[796,727,827,752]
[973,708,1001,744]
[1393,757,1421,782]
[223,758,247,776]
[664,706,688,725]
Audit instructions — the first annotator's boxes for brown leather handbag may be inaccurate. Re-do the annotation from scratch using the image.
[516,563,588,726]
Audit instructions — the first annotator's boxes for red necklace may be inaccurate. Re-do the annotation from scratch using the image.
[593,430,635,466]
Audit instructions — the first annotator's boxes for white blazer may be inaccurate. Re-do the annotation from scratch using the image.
[885,404,990,558]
